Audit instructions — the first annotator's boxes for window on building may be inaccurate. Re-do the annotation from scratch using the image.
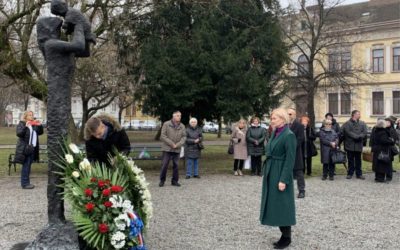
[372,91,384,115]
[329,52,351,72]
[91,101,96,108]
[372,49,384,73]
[393,91,400,114]
[341,52,351,72]
[328,93,339,115]
[328,53,340,72]
[340,93,351,115]
[393,47,400,72]
[297,55,309,76]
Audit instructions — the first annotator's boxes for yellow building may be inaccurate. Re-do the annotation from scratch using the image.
[282,0,400,127]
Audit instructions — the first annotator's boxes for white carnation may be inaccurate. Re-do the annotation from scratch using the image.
[65,154,74,164]
[71,171,80,178]
[110,195,124,208]
[114,213,131,231]
[111,231,126,249]
[68,143,80,154]
[79,158,91,171]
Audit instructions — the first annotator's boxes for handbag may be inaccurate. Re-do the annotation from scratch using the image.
[391,146,399,156]
[330,149,347,164]
[228,140,234,154]
[198,142,205,150]
[377,149,391,163]
[310,142,318,157]
[23,129,35,156]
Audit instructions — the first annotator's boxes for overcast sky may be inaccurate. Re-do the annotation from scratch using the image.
[279,0,369,8]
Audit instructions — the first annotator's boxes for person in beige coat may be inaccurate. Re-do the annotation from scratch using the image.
[159,111,186,187]
[231,119,248,176]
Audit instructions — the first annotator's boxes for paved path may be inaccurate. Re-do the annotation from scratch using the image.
[1,172,399,249]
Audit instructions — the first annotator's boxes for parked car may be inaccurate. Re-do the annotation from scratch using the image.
[203,122,219,133]
[314,122,323,135]
[122,120,141,130]
[261,122,269,131]
[141,120,157,130]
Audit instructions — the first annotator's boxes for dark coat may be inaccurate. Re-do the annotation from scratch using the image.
[301,126,317,159]
[85,117,131,166]
[341,119,368,152]
[319,128,339,164]
[246,126,266,156]
[185,126,203,159]
[371,127,395,174]
[289,120,304,170]
[260,126,296,226]
[15,121,44,164]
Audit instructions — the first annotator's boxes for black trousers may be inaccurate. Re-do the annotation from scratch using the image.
[234,159,244,171]
[251,155,262,175]
[279,226,291,238]
[347,151,362,177]
[303,156,312,175]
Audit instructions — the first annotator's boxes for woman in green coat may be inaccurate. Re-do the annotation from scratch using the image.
[260,108,296,249]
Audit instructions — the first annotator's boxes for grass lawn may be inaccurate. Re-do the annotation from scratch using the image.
[0,127,230,145]
[2,144,399,178]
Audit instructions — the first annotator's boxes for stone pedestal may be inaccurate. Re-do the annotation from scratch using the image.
[25,222,80,250]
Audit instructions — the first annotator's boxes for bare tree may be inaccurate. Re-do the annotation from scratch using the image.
[281,0,370,126]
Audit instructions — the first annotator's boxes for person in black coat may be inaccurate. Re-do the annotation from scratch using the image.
[371,119,395,182]
[84,114,131,167]
[246,116,267,176]
[319,120,339,180]
[185,118,203,179]
[15,111,44,189]
[300,116,317,176]
[288,108,306,198]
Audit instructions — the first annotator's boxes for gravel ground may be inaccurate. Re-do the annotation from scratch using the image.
[1,172,399,250]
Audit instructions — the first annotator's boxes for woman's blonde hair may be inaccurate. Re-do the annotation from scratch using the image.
[22,111,33,122]
[271,108,290,124]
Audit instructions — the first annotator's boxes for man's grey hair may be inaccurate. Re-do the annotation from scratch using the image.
[376,119,386,128]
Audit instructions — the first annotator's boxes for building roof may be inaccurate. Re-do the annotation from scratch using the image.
[308,0,399,28]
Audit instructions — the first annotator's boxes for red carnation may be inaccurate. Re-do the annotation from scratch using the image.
[102,189,111,197]
[104,201,113,208]
[84,188,93,197]
[85,202,95,213]
[98,180,105,189]
[90,177,97,183]
[111,185,123,193]
[98,223,108,234]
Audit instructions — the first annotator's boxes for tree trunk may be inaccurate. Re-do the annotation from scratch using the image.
[0,112,5,126]
[217,116,222,138]
[118,108,123,124]
[307,90,316,129]
[68,115,79,144]
[154,125,162,141]
[79,100,89,140]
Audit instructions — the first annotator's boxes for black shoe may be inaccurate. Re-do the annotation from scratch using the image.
[22,184,35,189]
[171,182,181,187]
[356,175,365,180]
[273,236,291,249]
[159,181,164,187]
[185,176,191,179]
[297,191,305,198]
[321,176,327,181]
[375,179,385,183]
[329,176,334,181]
[346,175,352,179]
[193,175,200,178]
[307,173,312,176]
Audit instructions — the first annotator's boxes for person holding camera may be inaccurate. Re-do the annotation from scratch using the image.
[15,111,44,189]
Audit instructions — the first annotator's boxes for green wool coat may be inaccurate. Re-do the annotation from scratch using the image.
[260,126,297,226]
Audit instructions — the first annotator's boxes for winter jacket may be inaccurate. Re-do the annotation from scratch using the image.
[14,121,44,164]
[231,126,248,160]
[371,127,395,174]
[341,119,368,152]
[160,120,186,153]
[319,128,339,164]
[301,126,317,159]
[185,126,202,159]
[289,119,305,170]
[246,125,266,156]
[85,115,131,166]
